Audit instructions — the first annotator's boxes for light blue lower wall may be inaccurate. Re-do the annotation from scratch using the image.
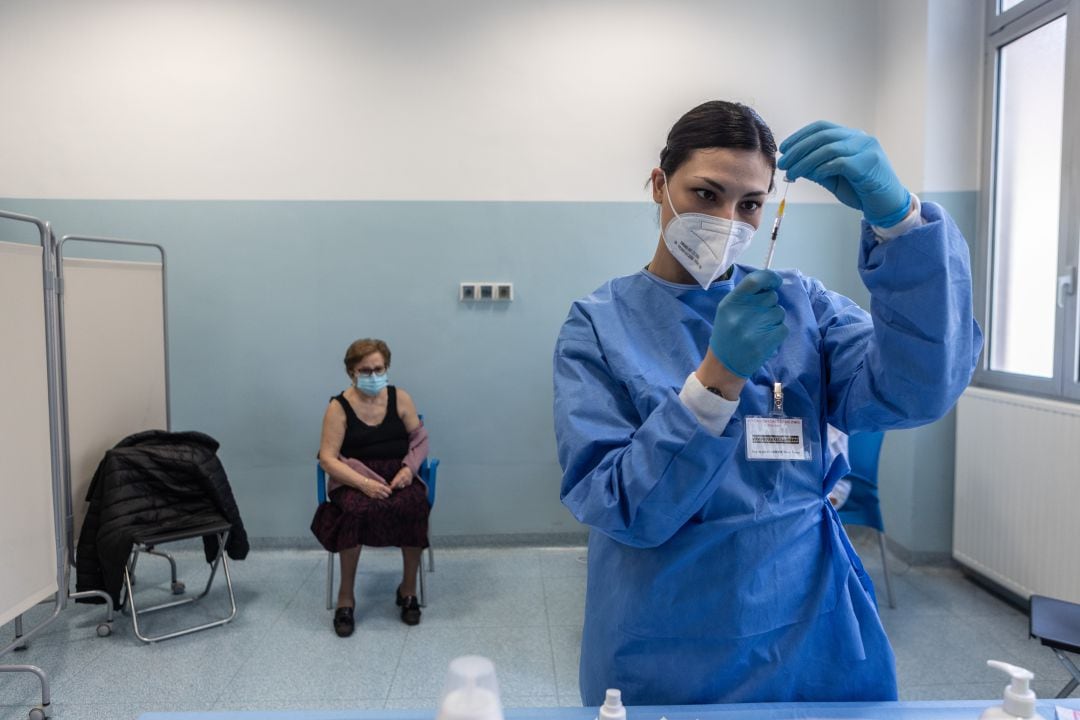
[10,195,970,547]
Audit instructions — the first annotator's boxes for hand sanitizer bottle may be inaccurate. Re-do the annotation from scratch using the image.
[599,689,626,720]
[436,656,504,720]
[980,660,1037,719]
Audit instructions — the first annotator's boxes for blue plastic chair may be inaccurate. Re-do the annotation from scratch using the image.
[836,431,896,609]
[317,455,439,611]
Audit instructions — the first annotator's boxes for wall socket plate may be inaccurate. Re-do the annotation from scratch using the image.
[460,281,513,302]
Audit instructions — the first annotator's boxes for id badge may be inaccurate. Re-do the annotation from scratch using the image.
[745,382,812,462]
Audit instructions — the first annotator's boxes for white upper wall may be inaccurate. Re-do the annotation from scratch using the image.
[874,0,985,195]
[1,0,884,201]
[924,0,984,193]
[874,0,930,194]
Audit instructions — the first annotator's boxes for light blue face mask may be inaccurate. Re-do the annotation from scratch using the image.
[356,373,388,396]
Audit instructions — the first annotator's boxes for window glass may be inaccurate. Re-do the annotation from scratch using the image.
[989,16,1066,377]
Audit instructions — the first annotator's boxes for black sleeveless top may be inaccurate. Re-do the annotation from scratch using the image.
[334,386,409,461]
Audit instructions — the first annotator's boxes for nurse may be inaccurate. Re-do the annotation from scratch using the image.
[552,101,982,706]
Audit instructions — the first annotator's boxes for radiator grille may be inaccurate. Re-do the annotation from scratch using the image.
[953,387,1080,603]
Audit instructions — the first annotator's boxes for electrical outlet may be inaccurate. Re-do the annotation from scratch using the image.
[478,283,494,300]
[496,283,513,301]
[459,283,478,301]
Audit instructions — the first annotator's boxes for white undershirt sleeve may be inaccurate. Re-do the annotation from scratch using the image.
[679,371,739,436]
[871,193,925,242]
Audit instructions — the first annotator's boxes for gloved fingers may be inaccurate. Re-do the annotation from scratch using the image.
[733,289,780,308]
[807,151,907,225]
[807,154,889,194]
[779,134,873,185]
[778,120,844,155]
[735,269,783,295]
[778,126,855,177]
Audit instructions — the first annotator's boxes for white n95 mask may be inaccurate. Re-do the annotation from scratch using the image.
[660,176,756,289]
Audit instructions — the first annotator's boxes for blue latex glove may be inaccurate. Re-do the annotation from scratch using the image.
[778,121,912,228]
[710,270,789,378]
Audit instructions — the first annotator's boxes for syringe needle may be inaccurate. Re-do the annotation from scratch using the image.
[764,181,792,270]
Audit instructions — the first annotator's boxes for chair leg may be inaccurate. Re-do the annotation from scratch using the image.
[326,551,335,612]
[427,545,435,573]
[126,546,185,596]
[141,547,180,588]
[125,531,238,643]
[877,530,896,609]
[127,551,140,585]
[1054,648,1080,698]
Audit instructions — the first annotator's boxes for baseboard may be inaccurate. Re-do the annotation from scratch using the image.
[953,557,1032,612]
[882,534,954,567]
[432,532,589,548]
[247,532,589,551]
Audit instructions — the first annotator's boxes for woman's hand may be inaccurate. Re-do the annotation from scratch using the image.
[390,465,413,491]
[708,269,789,378]
[778,121,912,228]
[358,475,392,500]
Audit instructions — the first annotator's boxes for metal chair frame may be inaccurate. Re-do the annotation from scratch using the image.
[121,520,237,643]
[1030,594,1080,698]
[318,458,438,611]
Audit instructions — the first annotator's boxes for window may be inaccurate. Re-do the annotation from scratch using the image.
[976,0,1080,399]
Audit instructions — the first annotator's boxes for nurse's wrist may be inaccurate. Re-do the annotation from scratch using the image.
[871,193,923,241]
[696,351,745,401]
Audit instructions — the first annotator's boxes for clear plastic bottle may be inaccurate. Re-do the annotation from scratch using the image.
[980,660,1037,719]
[436,656,504,720]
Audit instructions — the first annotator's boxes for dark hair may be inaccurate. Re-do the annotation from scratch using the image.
[659,101,777,191]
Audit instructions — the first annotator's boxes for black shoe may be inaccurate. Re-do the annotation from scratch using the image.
[333,606,355,637]
[396,587,421,625]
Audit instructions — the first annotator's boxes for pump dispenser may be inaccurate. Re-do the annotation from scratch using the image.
[436,656,504,720]
[599,689,626,720]
[980,660,1037,719]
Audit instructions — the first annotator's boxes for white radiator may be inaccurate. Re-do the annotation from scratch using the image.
[954,387,1080,603]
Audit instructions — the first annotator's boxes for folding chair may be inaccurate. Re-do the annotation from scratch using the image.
[121,514,237,643]
[1029,594,1080,697]
[317,457,439,611]
[836,430,896,609]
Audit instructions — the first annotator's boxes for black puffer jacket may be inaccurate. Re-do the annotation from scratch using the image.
[76,430,248,608]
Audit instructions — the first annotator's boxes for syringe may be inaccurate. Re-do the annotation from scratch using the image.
[764,180,792,270]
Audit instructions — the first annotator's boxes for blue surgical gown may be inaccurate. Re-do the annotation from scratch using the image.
[552,202,983,706]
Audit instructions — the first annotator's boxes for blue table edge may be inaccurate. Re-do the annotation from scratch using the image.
[136,699,1080,720]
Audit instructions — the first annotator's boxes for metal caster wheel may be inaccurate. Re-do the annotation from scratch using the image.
[29,707,46,720]
[96,623,111,637]
[171,581,185,595]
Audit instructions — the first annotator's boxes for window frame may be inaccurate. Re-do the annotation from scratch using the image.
[974,0,1080,401]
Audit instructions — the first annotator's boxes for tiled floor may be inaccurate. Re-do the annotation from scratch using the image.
[1,532,1074,719]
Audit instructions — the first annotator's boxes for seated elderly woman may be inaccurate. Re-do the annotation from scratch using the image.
[311,338,430,637]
